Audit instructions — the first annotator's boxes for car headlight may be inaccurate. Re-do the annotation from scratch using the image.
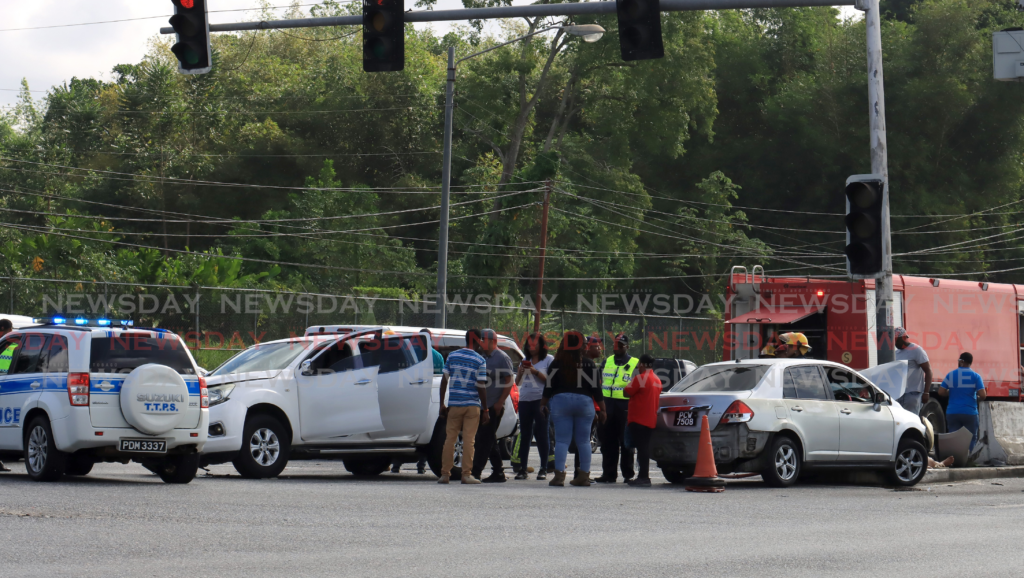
[207,383,236,407]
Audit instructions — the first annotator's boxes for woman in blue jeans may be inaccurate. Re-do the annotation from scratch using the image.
[541,331,607,487]
[514,333,554,480]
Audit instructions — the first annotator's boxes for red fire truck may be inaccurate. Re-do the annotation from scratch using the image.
[724,266,1024,435]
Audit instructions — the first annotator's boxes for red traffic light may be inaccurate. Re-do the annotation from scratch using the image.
[173,0,195,9]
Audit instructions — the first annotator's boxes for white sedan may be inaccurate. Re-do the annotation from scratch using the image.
[650,358,928,487]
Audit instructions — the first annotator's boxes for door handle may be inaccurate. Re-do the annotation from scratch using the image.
[409,379,427,385]
[30,381,41,389]
[791,406,804,412]
[354,379,372,385]
[840,408,852,415]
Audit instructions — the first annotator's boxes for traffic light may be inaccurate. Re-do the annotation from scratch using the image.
[616,0,664,61]
[169,0,211,74]
[844,174,886,278]
[363,0,405,72]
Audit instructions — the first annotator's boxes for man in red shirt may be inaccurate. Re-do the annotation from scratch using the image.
[624,354,660,487]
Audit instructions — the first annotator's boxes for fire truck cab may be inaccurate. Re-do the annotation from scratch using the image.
[724,267,1024,437]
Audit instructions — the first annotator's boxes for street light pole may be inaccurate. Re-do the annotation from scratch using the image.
[436,45,455,329]
[434,24,605,329]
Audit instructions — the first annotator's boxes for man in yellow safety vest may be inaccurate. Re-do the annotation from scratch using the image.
[594,333,638,484]
[0,318,14,472]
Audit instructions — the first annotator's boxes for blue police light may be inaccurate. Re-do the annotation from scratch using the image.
[119,320,134,327]
[52,316,67,325]
[97,319,112,327]
[74,318,88,326]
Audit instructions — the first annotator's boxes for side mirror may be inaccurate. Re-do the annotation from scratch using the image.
[874,391,886,404]
[300,359,313,376]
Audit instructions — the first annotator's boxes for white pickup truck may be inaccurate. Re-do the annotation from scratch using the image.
[201,326,521,478]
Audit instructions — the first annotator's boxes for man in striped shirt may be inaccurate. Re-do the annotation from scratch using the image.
[437,328,490,484]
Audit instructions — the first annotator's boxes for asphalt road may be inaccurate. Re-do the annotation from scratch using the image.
[2,456,1024,578]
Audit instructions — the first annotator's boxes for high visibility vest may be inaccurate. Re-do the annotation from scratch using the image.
[602,356,638,400]
[0,343,18,374]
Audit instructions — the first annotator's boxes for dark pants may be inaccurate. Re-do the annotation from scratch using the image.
[627,422,654,480]
[947,413,981,451]
[516,399,550,473]
[600,398,634,480]
[472,407,503,477]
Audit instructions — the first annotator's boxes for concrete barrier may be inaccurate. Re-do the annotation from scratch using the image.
[988,401,1024,465]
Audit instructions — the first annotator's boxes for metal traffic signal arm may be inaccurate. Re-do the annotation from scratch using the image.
[160,0,850,37]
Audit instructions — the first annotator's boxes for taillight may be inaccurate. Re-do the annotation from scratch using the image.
[68,373,90,406]
[720,400,754,424]
[199,376,209,409]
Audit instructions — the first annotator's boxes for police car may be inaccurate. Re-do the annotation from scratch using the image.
[0,317,209,483]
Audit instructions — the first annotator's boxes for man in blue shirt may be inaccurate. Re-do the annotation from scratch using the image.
[437,328,490,484]
[938,352,987,451]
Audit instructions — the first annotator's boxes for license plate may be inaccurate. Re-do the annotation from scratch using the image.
[674,411,695,427]
[119,439,166,453]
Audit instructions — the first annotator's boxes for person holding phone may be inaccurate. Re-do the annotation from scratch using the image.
[513,333,554,480]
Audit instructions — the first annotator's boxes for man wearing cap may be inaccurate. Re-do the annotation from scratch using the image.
[895,327,933,415]
[595,333,638,484]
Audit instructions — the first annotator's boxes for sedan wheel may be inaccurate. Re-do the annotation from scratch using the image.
[888,438,927,486]
[762,435,801,488]
[775,445,798,481]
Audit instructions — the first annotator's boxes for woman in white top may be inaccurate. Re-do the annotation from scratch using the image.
[513,333,554,480]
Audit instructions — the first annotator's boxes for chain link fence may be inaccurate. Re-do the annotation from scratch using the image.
[4,277,723,369]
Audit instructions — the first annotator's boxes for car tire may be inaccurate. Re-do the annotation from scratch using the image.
[344,457,391,477]
[888,438,927,487]
[920,399,945,453]
[762,435,801,488]
[24,417,67,482]
[157,453,200,484]
[232,414,290,479]
[65,454,95,476]
[499,436,514,460]
[661,466,696,485]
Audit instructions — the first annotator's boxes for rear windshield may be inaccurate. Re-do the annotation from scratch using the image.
[212,341,313,376]
[89,335,195,375]
[669,365,769,393]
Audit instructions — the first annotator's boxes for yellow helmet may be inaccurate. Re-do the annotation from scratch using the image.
[779,332,811,355]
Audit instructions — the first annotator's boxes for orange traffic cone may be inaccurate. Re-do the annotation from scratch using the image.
[684,414,726,493]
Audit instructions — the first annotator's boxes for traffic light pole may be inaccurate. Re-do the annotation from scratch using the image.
[862,0,894,364]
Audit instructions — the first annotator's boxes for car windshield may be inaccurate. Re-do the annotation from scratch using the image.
[669,364,769,393]
[211,341,313,376]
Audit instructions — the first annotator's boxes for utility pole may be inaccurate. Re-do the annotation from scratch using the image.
[533,181,551,334]
[861,0,894,364]
[435,46,455,329]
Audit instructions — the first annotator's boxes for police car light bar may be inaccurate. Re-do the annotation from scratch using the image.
[33,317,133,327]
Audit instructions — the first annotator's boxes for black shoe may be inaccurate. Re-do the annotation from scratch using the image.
[623,476,635,484]
[514,470,528,480]
[536,468,547,481]
[594,475,617,484]
[627,478,651,487]
[482,472,507,483]
[417,465,426,474]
